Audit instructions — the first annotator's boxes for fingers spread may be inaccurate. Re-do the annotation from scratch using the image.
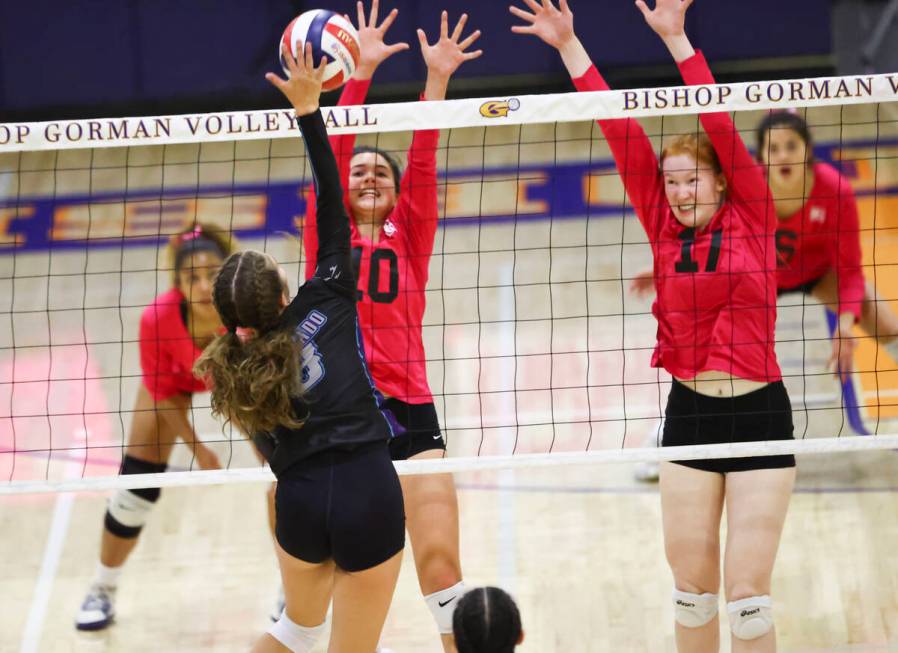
[451,13,468,42]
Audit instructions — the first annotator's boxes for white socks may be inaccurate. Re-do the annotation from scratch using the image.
[93,562,122,588]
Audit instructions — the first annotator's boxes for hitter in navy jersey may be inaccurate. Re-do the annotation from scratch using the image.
[195,45,403,653]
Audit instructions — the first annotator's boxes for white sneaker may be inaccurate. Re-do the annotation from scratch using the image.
[75,584,116,631]
[633,461,660,483]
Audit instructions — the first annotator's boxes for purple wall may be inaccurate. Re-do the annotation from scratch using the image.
[0,0,831,118]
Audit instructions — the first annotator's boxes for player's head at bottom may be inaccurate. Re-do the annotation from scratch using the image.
[453,586,524,653]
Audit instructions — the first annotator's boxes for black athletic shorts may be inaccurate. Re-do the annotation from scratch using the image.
[274,441,405,572]
[662,380,796,474]
[777,276,823,297]
[380,398,445,461]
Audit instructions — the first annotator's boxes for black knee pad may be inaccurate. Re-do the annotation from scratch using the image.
[104,456,167,538]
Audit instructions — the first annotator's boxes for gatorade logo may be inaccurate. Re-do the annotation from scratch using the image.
[741,608,760,617]
[480,98,521,118]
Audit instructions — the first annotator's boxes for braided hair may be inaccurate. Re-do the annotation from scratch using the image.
[453,587,522,653]
[193,250,306,435]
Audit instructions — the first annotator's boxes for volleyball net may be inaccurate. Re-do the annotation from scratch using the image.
[2,71,898,494]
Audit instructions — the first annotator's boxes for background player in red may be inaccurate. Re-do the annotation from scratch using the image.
[512,1,795,651]
[759,110,898,374]
[75,222,234,630]
[632,111,898,379]
[302,3,481,648]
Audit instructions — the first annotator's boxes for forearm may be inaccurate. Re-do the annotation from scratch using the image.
[156,397,201,450]
[661,33,695,63]
[423,73,449,101]
[298,110,351,255]
[557,35,592,79]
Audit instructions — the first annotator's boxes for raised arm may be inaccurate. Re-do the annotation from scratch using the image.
[510,0,664,233]
[639,0,770,224]
[391,11,481,255]
[303,0,408,279]
[269,42,352,285]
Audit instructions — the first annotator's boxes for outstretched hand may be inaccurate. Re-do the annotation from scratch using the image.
[829,318,857,383]
[629,268,656,298]
[418,11,482,83]
[353,0,409,79]
[634,0,693,39]
[265,42,326,117]
[509,0,575,50]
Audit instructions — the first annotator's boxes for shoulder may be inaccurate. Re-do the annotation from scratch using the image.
[814,162,851,192]
[140,288,184,331]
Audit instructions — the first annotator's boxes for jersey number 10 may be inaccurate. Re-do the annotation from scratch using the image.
[352,246,399,303]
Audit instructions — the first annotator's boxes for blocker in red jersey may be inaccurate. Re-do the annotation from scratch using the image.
[279,10,361,91]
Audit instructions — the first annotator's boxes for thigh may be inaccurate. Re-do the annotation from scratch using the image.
[275,540,334,627]
[660,462,726,592]
[402,449,462,584]
[329,550,403,653]
[123,384,179,464]
[723,466,796,598]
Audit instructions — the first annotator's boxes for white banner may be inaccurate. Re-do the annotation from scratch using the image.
[2,72,898,152]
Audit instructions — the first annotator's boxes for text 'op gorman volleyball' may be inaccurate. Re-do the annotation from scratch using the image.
[279,10,361,91]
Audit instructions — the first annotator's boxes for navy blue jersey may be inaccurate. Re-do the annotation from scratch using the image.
[256,110,392,476]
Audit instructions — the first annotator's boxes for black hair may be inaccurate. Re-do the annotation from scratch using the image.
[453,587,522,653]
[755,111,814,164]
[352,145,402,195]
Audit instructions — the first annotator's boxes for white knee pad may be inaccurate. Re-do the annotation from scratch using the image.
[727,595,773,640]
[107,489,155,529]
[673,590,719,628]
[424,581,466,634]
[268,611,326,653]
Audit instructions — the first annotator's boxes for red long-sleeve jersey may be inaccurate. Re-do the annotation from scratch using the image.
[303,78,439,403]
[574,51,781,382]
[775,162,865,319]
[139,287,208,401]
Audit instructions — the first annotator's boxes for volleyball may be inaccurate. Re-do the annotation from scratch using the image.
[279,10,361,91]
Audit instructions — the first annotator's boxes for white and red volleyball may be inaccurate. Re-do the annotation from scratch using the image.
[279,10,360,91]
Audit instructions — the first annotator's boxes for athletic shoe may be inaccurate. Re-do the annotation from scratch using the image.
[633,461,660,483]
[75,584,116,631]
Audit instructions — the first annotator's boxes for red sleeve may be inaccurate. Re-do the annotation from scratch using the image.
[572,65,664,236]
[393,99,439,259]
[834,178,865,319]
[139,304,179,402]
[303,78,372,280]
[677,51,772,229]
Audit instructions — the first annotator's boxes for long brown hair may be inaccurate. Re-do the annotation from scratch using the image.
[193,250,306,435]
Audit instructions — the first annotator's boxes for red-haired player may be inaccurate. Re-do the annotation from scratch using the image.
[75,223,234,631]
[302,3,481,649]
[513,0,795,651]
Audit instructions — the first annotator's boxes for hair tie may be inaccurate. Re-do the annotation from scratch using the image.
[235,326,257,344]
